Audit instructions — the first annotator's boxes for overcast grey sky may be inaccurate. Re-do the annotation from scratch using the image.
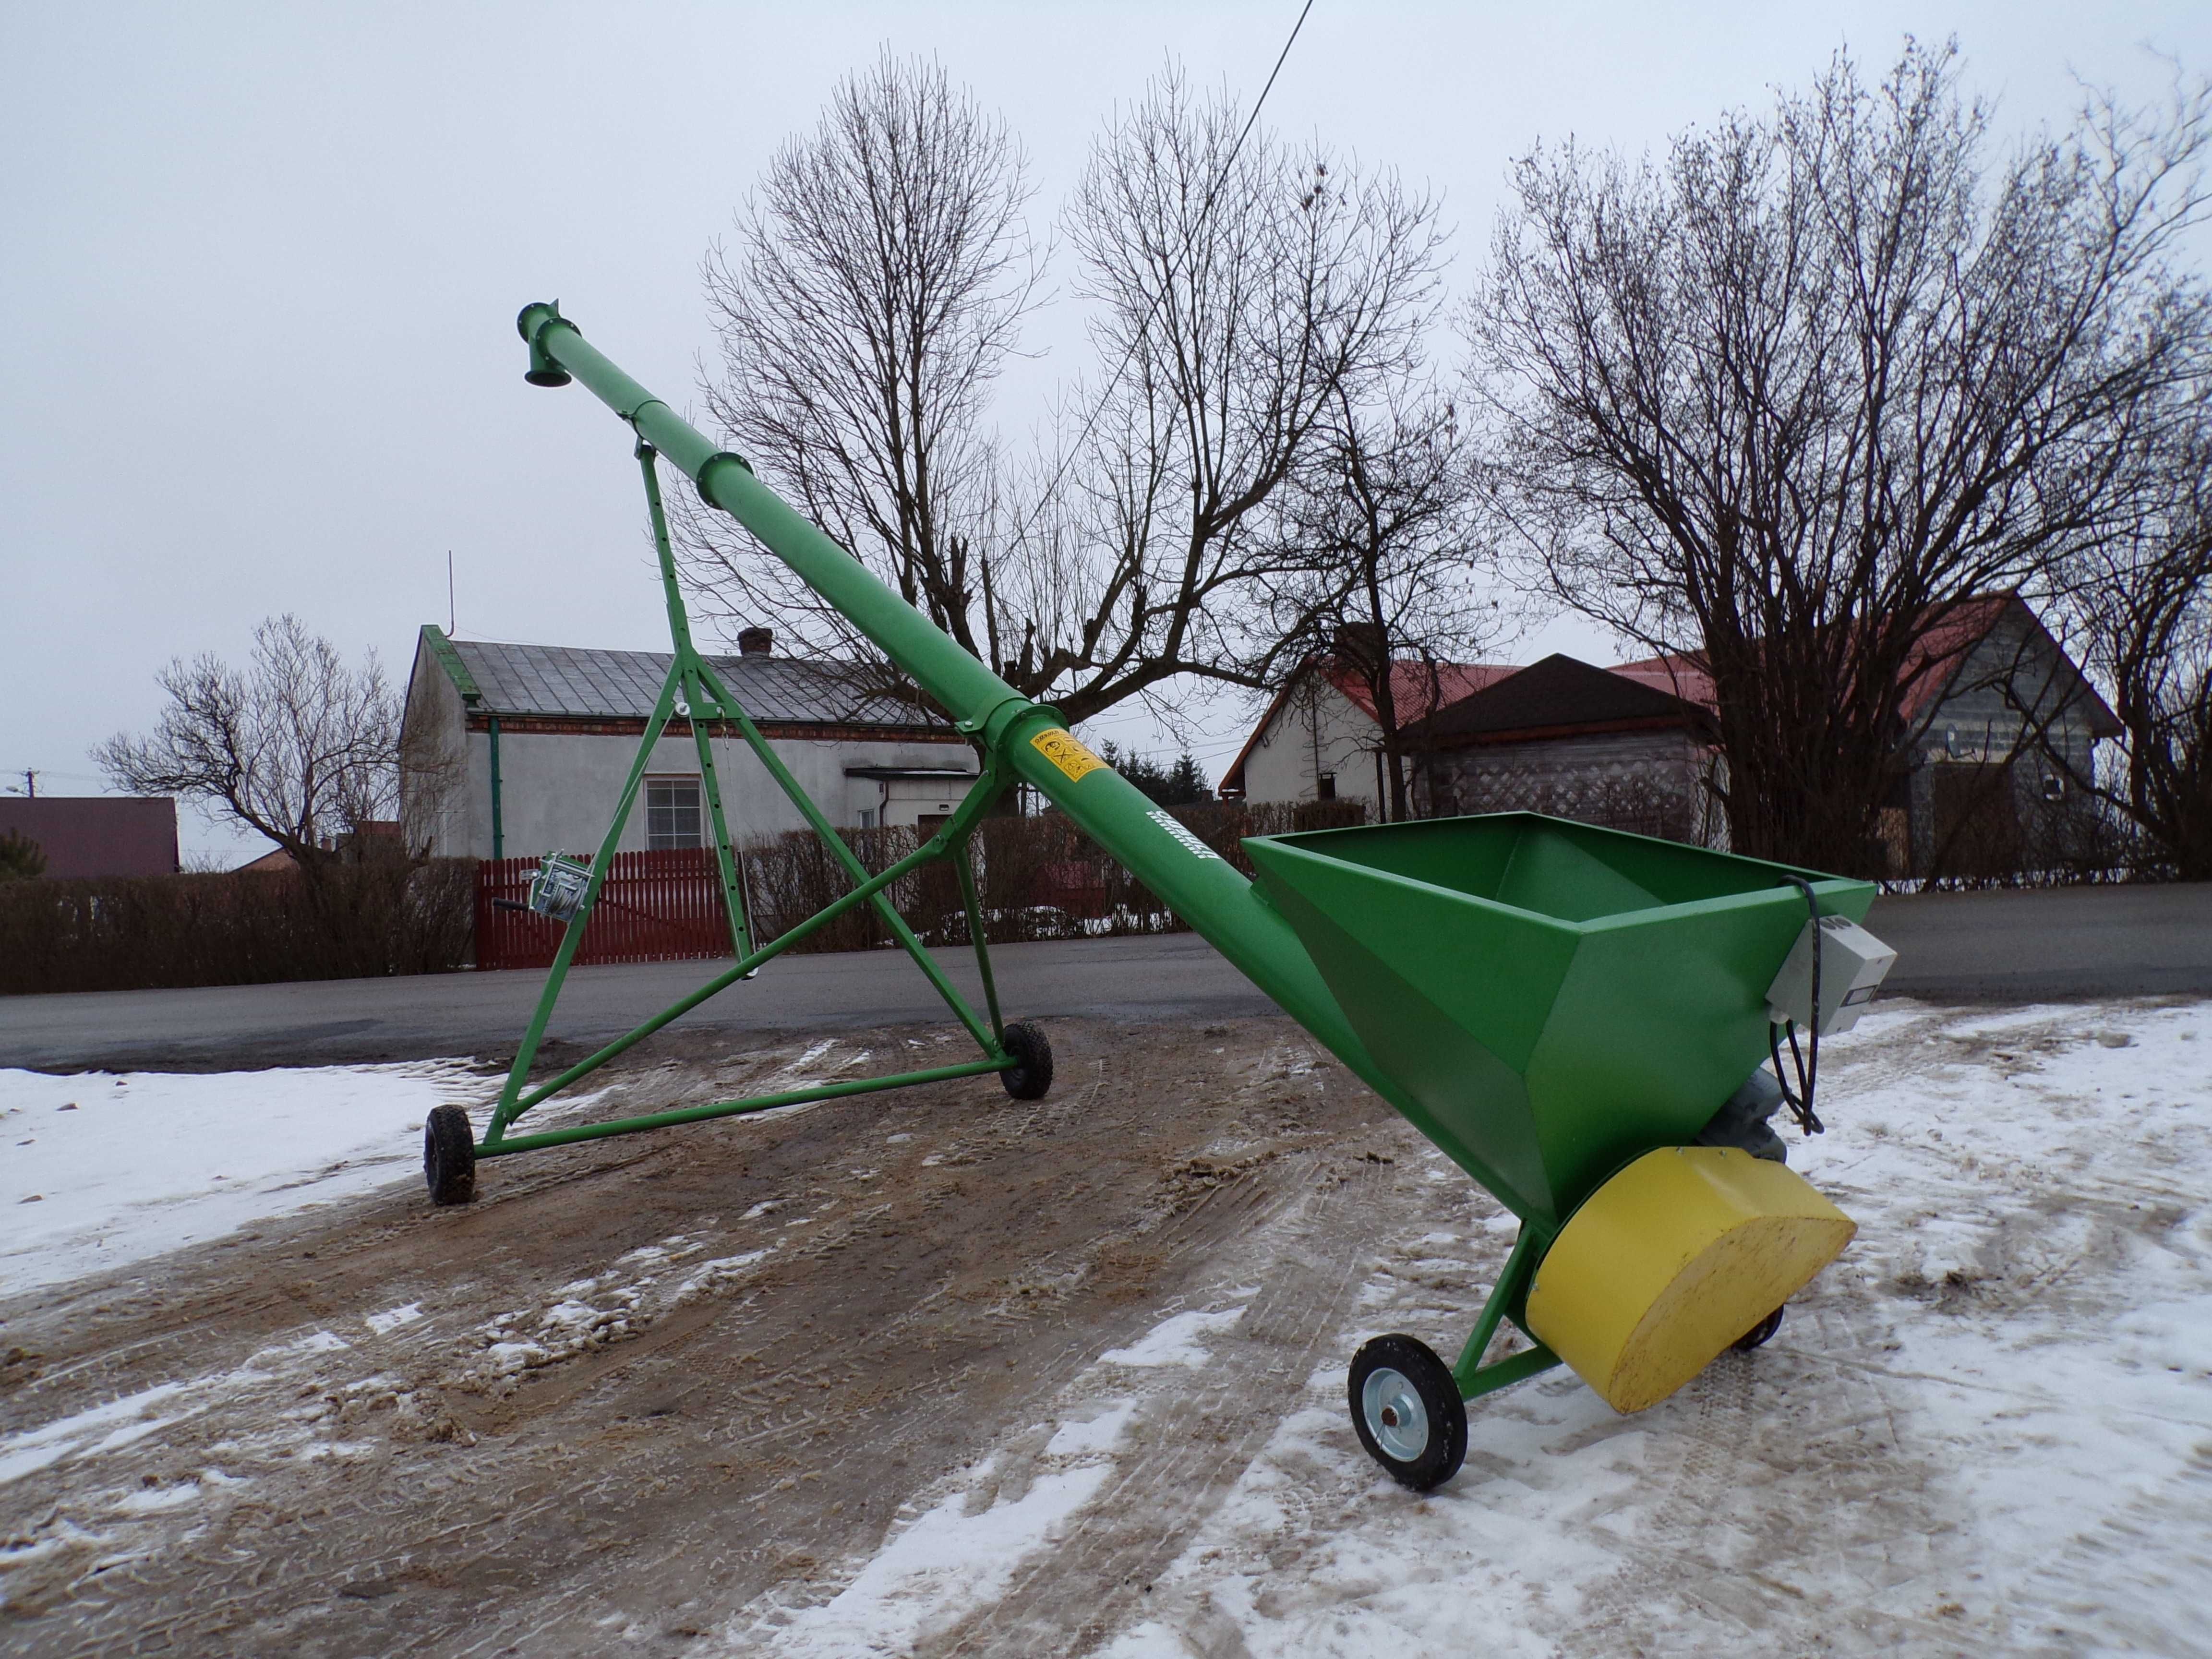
[3,2,2205,862]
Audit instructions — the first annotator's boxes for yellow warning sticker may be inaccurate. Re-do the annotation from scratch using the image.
[1031,727,1107,783]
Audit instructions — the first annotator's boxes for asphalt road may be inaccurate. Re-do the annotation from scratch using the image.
[1865,881,2212,1004]
[2,883,2204,1073]
[0,932,1268,1072]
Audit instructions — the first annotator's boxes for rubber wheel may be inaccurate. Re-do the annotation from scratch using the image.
[999,1021,1053,1101]
[1733,1304,1785,1351]
[1347,1334,1467,1491]
[423,1105,477,1206]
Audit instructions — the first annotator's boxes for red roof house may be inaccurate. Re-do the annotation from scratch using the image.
[1218,658,1517,805]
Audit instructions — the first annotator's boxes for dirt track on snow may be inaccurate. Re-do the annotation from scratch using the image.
[0,1017,1446,1655]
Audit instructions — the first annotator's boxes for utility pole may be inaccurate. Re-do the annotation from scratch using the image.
[18,769,34,798]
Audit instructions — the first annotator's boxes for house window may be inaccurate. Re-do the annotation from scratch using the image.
[645,777,703,849]
[1316,772,1337,801]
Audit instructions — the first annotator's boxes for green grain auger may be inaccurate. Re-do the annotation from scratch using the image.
[440,302,1898,1490]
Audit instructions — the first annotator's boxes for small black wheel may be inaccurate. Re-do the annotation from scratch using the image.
[1733,1304,1785,1351]
[1347,1333,1467,1491]
[424,1105,477,1206]
[999,1021,1053,1101]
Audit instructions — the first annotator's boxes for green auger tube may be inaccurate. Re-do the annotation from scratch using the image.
[510,302,1885,1480]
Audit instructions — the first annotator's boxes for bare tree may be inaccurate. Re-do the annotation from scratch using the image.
[685,51,1041,668]
[94,614,401,872]
[1261,383,1502,819]
[1032,67,1450,724]
[681,60,1446,738]
[1468,41,2211,872]
[2066,394,2212,878]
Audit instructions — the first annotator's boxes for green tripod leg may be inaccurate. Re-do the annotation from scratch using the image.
[482,660,683,1147]
[428,376,1049,1207]
[691,658,1007,1058]
[954,822,1006,1044]
[636,442,756,962]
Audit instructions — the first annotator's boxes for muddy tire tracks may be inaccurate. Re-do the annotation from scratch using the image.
[0,1019,1383,1656]
[923,1155,1385,1657]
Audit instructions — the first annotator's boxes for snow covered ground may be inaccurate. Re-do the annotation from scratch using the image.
[714,999,2212,1656]
[4,1001,2205,1652]
[0,1035,901,1306]
[0,1062,498,1298]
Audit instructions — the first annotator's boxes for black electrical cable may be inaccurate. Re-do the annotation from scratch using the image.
[1007,0,1318,551]
[1770,876,1825,1135]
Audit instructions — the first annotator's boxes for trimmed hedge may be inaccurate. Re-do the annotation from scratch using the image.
[0,801,1369,993]
[0,859,477,995]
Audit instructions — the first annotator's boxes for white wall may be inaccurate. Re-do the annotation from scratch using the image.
[1236,679,1383,809]
[454,730,978,859]
[399,637,471,856]
[400,639,980,858]
[873,776,977,828]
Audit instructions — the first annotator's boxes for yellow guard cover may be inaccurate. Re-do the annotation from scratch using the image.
[1525,1146,1856,1413]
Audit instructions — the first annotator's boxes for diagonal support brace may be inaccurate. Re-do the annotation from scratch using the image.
[1454,1223,1563,1401]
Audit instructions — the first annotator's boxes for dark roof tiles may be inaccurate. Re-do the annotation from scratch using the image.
[1399,653,1711,747]
[445,639,947,729]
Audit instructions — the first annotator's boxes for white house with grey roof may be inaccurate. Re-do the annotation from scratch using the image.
[400,625,982,861]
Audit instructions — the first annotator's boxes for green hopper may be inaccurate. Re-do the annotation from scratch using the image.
[1247,813,1874,1232]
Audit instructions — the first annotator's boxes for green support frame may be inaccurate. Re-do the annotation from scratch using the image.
[485,301,1876,1492]
[1452,1224,1563,1401]
[474,441,1018,1162]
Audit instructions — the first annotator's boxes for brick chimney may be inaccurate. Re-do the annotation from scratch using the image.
[737,626,774,657]
[1330,621,1387,668]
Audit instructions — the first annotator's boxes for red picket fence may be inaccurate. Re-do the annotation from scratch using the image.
[469,801,1375,973]
[474,849,733,972]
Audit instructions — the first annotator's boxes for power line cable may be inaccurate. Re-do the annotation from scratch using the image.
[1012,0,1317,549]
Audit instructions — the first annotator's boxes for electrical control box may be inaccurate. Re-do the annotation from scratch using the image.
[1765,914,1897,1035]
